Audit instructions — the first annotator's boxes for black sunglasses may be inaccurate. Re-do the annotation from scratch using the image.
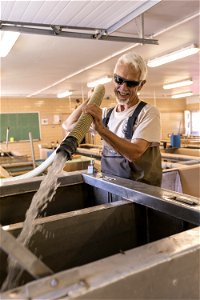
[114,74,141,88]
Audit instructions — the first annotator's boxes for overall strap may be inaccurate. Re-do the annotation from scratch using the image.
[125,101,147,139]
[102,101,147,138]
[103,107,115,127]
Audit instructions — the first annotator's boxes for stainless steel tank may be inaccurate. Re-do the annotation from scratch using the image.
[0,172,199,299]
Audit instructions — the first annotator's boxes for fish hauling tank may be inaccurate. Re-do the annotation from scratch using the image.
[0,85,200,299]
[0,170,200,299]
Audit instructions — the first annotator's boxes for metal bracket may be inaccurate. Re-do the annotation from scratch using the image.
[93,29,107,40]
[139,13,145,40]
[51,25,62,35]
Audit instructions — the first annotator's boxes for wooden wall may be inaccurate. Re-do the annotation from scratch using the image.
[151,97,186,139]
[0,96,187,159]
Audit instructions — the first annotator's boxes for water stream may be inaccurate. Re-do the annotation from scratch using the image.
[1,152,67,291]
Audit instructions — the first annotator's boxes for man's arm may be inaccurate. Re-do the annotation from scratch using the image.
[83,104,150,161]
[96,125,149,161]
[62,99,89,133]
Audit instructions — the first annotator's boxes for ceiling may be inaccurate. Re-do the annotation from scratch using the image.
[0,0,200,101]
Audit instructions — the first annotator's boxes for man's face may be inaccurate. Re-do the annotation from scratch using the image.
[113,63,144,105]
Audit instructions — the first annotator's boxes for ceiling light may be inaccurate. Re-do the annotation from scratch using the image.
[163,79,193,89]
[171,92,193,99]
[147,44,199,67]
[87,76,112,88]
[0,31,20,57]
[57,90,72,98]
[2,225,10,230]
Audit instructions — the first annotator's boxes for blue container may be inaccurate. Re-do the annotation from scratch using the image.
[170,134,181,148]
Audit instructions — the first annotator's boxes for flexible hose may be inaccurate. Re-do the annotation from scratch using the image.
[68,84,105,143]
[56,84,105,158]
[0,151,57,184]
[0,84,105,184]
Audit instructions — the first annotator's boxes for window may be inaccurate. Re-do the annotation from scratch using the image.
[191,111,200,136]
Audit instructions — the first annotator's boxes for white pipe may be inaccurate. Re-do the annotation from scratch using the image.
[0,131,70,184]
[0,148,57,184]
[29,132,36,169]
[6,127,9,151]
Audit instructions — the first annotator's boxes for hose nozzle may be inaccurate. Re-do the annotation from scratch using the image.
[56,136,78,160]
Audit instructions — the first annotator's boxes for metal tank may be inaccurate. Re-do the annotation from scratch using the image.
[0,171,199,299]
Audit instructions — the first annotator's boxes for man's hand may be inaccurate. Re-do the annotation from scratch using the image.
[82,104,104,132]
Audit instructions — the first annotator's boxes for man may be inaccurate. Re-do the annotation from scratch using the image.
[63,51,162,186]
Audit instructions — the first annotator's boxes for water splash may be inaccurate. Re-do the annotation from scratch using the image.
[1,152,67,291]
[18,153,66,246]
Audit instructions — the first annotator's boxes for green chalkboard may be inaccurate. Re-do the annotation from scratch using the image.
[0,113,40,142]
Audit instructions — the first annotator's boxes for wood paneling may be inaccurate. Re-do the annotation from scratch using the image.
[0,96,187,158]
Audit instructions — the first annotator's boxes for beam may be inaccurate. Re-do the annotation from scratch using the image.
[0,225,53,279]
[0,22,158,45]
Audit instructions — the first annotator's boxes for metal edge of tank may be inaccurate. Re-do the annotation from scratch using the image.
[82,173,200,225]
[0,171,85,197]
[1,171,199,225]
[1,226,199,300]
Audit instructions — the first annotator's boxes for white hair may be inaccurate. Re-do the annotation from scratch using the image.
[114,51,148,80]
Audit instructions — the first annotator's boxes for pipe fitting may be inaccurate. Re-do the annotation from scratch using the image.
[56,136,78,159]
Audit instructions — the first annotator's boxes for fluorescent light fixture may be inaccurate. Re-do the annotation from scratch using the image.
[163,79,193,89]
[57,90,72,98]
[147,44,199,67]
[87,76,112,88]
[0,31,20,57]
[2,225,10,230]
[171,92,193,99]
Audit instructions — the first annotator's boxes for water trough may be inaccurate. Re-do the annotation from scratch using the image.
[0,172,199,299]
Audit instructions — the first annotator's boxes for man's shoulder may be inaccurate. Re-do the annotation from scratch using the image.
[141,102,160,114]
